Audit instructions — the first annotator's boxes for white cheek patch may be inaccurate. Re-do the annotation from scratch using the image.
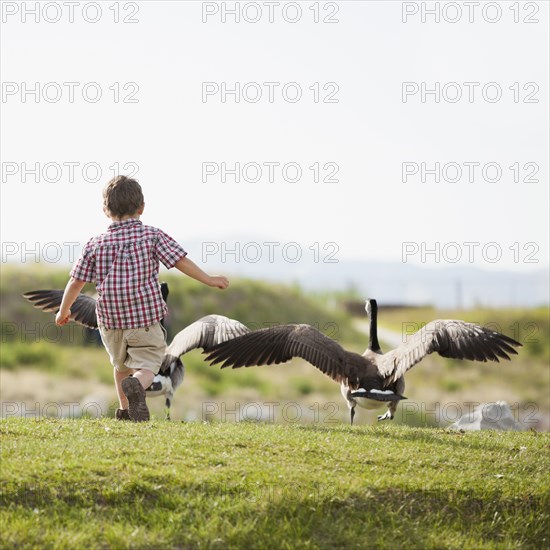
[369,389,395,396]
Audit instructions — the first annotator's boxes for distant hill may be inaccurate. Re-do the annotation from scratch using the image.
[0,266,364,346]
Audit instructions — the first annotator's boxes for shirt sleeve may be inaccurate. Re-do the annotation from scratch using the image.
[70,238,97,282]
[156,230,187,269]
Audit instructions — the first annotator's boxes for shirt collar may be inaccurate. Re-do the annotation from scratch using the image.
[107,218,142,232]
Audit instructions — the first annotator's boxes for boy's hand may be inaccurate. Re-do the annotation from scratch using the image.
[208,276,229,290]
[55,278,86,326]
[56,309,71,326]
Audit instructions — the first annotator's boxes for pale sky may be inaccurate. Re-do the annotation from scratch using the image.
[1,1,549,272]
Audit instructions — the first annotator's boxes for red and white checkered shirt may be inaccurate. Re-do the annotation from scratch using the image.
[70,219,187,329]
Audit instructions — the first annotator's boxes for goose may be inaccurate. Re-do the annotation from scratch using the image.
[205,299,522,425]
[23,286,249,419]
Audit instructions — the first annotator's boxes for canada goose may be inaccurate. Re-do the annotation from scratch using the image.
[205,299,522,425]
[23,287,249,419]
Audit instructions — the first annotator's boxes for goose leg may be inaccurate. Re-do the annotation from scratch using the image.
[377,405,395,422]
[350,406,356,426]
[378,379,404,421]
[164,391,173,421]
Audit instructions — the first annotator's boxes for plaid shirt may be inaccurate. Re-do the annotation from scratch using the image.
[70,219,187,329]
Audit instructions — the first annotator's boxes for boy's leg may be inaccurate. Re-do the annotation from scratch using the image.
[133,369,155,390]
[122,323,166,422]
[99,326,133,418]
[120,368,155,421]
[114,367,136,409]
[120,369,154,420]
[121,377,150,422]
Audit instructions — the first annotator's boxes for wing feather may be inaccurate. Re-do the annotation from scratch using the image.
[205,324,354,383]
[165,315,250,358]
[377,319,522,383]
[23,290,98,329]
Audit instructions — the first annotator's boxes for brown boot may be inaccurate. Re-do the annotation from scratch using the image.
[121,377,150,422]
[115,408,131,421]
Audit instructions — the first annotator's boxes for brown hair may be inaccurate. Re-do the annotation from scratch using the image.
[103,175,144,219]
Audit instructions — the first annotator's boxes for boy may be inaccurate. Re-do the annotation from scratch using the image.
[56,175,228,421]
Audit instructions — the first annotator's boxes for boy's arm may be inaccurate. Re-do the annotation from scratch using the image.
[174,257,229,289]
[55,278,87,326]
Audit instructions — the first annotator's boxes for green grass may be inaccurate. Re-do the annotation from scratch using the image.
[1,419,549,549]
[0,340,113,384]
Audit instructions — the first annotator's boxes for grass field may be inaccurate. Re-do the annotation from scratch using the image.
[2,268,549,548]
[1,419,548,549]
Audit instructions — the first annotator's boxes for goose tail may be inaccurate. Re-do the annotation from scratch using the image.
[350,388,406,402]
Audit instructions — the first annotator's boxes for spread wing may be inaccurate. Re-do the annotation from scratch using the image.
[205,323,356,384]
[166,315,250,358]
[23,290,98,329]
[377,319,522,383]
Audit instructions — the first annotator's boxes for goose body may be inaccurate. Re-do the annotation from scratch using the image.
[205,299,522,425]
[23,287,249,419]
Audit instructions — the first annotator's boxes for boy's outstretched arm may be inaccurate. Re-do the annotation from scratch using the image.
[55,278,87,326]
[174,257,229,289]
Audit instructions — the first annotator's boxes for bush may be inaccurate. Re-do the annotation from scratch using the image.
[0,341,56,370]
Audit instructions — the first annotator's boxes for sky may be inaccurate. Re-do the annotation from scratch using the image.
[1,0,549,275]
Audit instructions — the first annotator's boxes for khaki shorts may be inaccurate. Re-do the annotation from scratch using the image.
[99,322,167,374]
